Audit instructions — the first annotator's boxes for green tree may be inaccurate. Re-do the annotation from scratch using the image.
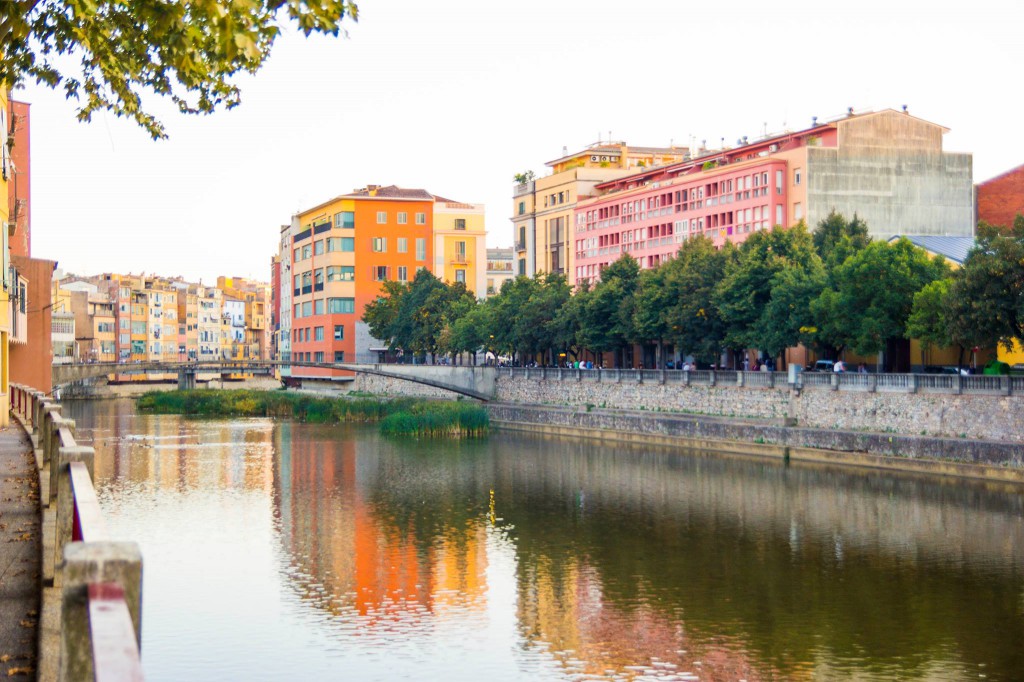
[812,211,871,264]
[3,0,358,138]
[362,279,407,350]
[906,278,960,367]
[946,219,1024,354]
[717,225,820,361]
[632,267,672,367]
[660,237,734,364]
[759,263,827,363]
[811,239,950,362]
[578,256,639,367]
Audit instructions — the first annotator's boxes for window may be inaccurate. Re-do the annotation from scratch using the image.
[335,211,355,228]
[397,212,407,224]
[415,238,426,261]
[131,321,146,334]
[776,204,784,226]
[314,240,324,255]
[304,328,310,342]
[372,237,387,252]
[415,212,426,225]
[294,303,301,319]
[794,202,803,221]
[293,247,301,262]
[373,266,389,281]
[328,237,355,252]
[302,244,312,259]
[327,265,355,282]
[775,170,783,194]
[455,241,466,260]
[454,218,466,230]
[301,271,312,288]
[328,298,355,314]
[334,351,345,363]
[314,326,324,341]
[314,268,324,287]
[376,211,387,224]
[314,351,324,363]
[397,266,408,282]
[315,299,325,315]
[794,168,802,186]
[518,201,525,215]
[334,325,344,340]
[302,301,312,317]
[455,269,466,284]
[397,237,408,253]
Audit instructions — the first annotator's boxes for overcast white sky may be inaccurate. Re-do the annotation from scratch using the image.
[19,0,1024,283]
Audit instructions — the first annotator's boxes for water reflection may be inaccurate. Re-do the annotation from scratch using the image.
[67,400,1024,682]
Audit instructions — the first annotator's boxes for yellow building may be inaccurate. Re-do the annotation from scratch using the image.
[513,142,689,284]
[432,198,486,296]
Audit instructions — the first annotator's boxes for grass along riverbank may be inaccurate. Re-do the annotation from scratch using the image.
[136,389,488,437]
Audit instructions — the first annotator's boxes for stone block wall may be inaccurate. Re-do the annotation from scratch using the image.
[494,376,1024,443]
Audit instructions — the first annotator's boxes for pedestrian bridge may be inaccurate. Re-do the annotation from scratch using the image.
[51,361,497,401]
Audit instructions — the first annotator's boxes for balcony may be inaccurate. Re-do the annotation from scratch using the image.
[515,241,526,251]
[450,255,468,265]
[513,181,535,197]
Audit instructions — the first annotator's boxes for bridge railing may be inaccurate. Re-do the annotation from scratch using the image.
[498,367,1019,396]
[10,384,144,682]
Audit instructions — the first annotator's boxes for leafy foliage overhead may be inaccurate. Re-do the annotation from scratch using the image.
[2,0,358,138]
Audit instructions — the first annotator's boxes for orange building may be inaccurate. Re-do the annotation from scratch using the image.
[289,185,433,379]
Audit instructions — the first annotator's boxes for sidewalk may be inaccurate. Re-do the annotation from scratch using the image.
[0,425,39,678]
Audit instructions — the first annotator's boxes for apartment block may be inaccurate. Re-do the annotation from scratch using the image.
[485,248,514,297]
[977,163,1024,229]
[513,143,690,282]
[433,198,486,295]
[574,109,975,281]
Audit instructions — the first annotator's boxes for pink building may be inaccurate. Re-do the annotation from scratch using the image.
[573,109,975,283]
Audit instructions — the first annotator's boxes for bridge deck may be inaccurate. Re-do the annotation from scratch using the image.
[0,425,39,677]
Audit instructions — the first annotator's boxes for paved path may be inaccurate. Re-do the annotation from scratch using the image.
[0,425,39,678]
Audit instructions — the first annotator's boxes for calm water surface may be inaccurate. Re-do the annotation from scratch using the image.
[66,399,1024,681]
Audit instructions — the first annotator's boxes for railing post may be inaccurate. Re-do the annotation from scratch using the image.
[577,369,583,382]
[49,418,76,504]
[55,445,96,569]
[541,367,547,380]
[61,542,144,682]
[869,373,877,393]
[953,373,962,395]
[737,371,745,388]
[1003,375,1012,396]
[831,373,839,391]
[659,369,666,385]
[615,369,621,384]
[41,403,63,467]
[684,370,691,387]
[710,370,716,387]
[910,374,918,394]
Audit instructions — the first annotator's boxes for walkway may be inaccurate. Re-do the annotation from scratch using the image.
[0,425,39,678]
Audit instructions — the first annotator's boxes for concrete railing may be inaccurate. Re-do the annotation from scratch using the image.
[10,384,144,682]
[500,368,1021,396]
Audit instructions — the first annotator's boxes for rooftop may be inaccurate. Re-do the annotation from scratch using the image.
[889,235,975,265]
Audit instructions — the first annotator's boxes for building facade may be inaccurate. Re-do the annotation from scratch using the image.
[976,163,1024,229]
[485,248,514,297]
[513,143,690,283]
[432,199,486,296]
[574,109,975,281]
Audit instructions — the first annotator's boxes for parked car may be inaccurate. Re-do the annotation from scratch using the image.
[810,360,834,372]
[923,365,965,375]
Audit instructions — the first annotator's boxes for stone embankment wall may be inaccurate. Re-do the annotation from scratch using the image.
[345,373,459,399]
[488,404,1024,480]
[494,376,1024,443]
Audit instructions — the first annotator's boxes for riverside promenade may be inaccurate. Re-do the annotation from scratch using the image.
[0,425,40,678]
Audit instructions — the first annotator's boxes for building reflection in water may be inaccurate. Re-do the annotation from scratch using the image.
[72,400,1024,681]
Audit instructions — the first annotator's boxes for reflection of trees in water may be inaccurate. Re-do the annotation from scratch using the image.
[491,435,1024,680]
[264,421,1024,679]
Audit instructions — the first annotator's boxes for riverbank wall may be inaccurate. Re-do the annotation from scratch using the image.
[487,403,1024,483]
[493,373,1024,443]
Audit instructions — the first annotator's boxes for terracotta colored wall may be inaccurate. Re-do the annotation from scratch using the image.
[977,164,1024,230]
[9,100,30,258]
[10,256,54,393]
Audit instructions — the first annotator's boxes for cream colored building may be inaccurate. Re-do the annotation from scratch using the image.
[513,142,689,284]
[432,199,486,296]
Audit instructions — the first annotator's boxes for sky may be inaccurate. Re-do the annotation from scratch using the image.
[18,0,1024,283]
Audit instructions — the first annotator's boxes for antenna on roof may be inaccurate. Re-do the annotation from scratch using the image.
[847,106,854,116]
[562,145,567,156]
[902,104,908,113]
[812,116,818,126]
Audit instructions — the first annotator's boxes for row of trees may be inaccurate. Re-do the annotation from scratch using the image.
[363,212,1024,369]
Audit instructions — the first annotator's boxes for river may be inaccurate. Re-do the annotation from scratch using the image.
[65,399,1024,681]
